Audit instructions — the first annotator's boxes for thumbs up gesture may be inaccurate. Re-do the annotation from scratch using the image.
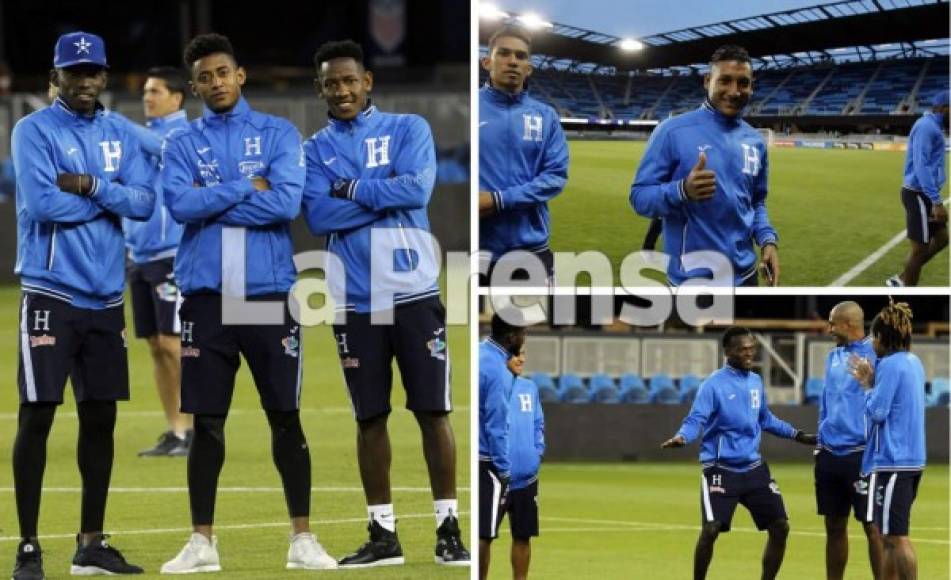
[684,151,716,201]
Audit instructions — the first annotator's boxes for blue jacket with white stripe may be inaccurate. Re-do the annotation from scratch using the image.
[631,101,777,285]
[509,376,545,490]
[479,339,514,477]
[819,338,877,455]
[676,364,798,471]
[122,110,189,264]
[301,105,440,313]
[902,112,946,204]
[161,97,304,297]
[862,351,927,475]
[479,85,569,262]
[12,98,155,309]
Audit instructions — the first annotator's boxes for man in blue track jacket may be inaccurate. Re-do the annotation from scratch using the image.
[11,31,153,579]
[887,91,948,287]
[818,301,883,579]
[124,66,192,458]
[300,40,467,568]
[849,302,926,580]
[479,25,569,286]
[662,327,816,580]
[505,350,544,580]
[631,45,779,287]
[159,33,336,574]
[479,312,527,580]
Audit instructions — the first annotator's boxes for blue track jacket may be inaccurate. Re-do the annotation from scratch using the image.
[13,98,155,308]
[123,110,189,264]
[479,338,514,477]
[162,97,303,297]
[509,376,545,490]
[676,364,798,471]
[820,338,877,455]
[862,351,927,475]
[903,112,947,203]
[302,105,440,313]
[631,100,777,285]
[479,85,568,262]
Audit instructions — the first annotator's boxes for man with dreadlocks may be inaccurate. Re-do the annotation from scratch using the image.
[849,301,925,580]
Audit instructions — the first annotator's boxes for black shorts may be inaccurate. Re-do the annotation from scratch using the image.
[129,257,181,338]
[479,460,508,540]
[815,449,871,521]
[17,292,129,404]
[507,480,539,539]
[866,470,922,536]
[700,463,787,532]
[480,247,554,287]
[902,187,946,244]
[332,297,451,422]
[179,293,302,415]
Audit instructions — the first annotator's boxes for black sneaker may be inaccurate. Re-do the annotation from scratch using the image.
[138,431,185,457]
[167,430,191,457]
[70,534,143,575]
[337,520,404,568]
[434,515,470,566]
[12,538,44,580]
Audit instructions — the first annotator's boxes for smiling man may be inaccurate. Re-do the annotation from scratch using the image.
[300,39,468,568]
[661,327,816,580]
[159,33,336,573]
[631,44,779,286]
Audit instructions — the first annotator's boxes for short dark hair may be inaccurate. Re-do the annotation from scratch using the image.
[710,44,751,65]
[491,309,526,341]
[314,40,365,71]
[183,33,236,68]
[870,301,913,352]
[721,326,752,349]
[146,66,187,100]
[488,25,532,52]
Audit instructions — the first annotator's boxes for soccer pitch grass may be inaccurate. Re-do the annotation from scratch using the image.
[0,286,470,579]
[549,140,950,287]
[487,462,950,579]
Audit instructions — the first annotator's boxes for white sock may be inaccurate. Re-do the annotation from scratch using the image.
[368,504,396,532]
[434,499,458,527]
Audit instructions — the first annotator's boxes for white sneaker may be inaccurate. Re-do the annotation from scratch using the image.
[160,533,221,574]
[286,533,337,570]
[886,274,904,287]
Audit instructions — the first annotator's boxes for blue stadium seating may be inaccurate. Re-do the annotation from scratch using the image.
[537,383,559,404]
[804,377,824,406]
[620,373,646,391]
[590,383,621,404]
[620,384,649,404]
[529,372,555,391]
[680,387,699,405]
[558,374,588,403]
[938,392,950,407]
[680,374,701,392]
[649,373,675,392]
[650,385,681,405]
[928,378,950,407]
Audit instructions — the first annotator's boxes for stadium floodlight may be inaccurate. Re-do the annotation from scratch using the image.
[619,38,644,51]
[479,2,509,20]
[517,12,553,29]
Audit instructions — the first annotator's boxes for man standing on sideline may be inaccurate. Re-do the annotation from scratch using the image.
[818,301,883,579]
[479,25,569,286]
[11,31,154,578]
[850,302,927,580]
[505,348,545,580]
[125,66,192,457]
[479,312,527,580]
[631,45,779,287]
[661,327,816,580]
[301,40,469,567]
[159,33,336,573]
[887,91,948,287]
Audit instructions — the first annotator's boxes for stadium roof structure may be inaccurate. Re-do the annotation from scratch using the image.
[479,0,950,73]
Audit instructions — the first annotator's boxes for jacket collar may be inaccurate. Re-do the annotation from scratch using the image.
[724,362,750,376]
[485,337,512,360]
[483,82,525,105]
[202,96,251,122]
[327,100,377,131]
[700,98,742,126]
[52,96,104,121]
[148,109,188,129]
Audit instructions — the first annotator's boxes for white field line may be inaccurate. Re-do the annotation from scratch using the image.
[536,516,949,545]
[0,511,468,543]
[830,198,949,286]
[0,486,468,494]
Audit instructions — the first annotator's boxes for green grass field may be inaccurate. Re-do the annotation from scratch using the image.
[0,287,470,579]
[549,140,950,287]
[487,462,950,579]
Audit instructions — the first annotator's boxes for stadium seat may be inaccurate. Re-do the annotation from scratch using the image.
[680,374,701,392]
[590,383,621,404]
[804,377,824,405]
[589,373,615,390]
[560,384,590,404]
[680,387,699,405]
[649,373,675,392]
[619,385,649,404]
[537,384,559,404]
[557,373,584,392]
[650,385,680,405]
[927,378,950,407]
[938,392,950,407]
[620,373,646,391]
[529,372,555,392]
